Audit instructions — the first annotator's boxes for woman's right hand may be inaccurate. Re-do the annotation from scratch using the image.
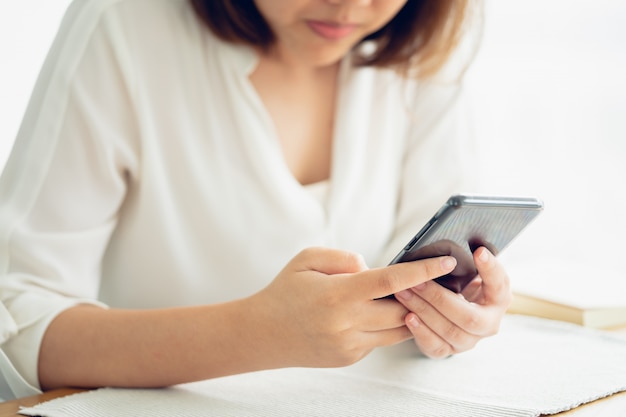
[37,247,455,390]
[246,247,457,369]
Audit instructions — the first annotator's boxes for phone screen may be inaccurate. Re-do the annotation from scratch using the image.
[389,195,543,293]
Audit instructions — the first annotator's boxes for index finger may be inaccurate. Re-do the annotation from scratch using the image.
[348,256,457,300]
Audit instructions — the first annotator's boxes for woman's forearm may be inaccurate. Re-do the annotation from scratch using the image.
[37,299,275,391]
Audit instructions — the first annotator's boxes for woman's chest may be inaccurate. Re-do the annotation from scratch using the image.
[248,59,339,185]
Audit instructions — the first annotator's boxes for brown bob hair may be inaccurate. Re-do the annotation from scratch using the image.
[189,0,480,78]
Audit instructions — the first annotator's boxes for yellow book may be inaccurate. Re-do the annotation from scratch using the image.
[508,292,626,329]
[506,260,626,329]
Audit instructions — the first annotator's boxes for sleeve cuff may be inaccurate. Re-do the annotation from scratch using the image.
[0,294,106,399]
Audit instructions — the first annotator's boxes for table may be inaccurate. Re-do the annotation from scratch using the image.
[0,389,84,417]
[2,388,626,417]
[3,326,626,417]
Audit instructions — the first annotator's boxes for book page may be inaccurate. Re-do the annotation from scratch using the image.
[507,257,626,310]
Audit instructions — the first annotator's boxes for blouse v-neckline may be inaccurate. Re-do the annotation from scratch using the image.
[223,42,356,207]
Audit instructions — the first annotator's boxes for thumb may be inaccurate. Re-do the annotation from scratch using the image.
[474,247,511,305]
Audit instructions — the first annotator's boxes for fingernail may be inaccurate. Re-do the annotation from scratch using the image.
[441,256,457,271]
[407,314,419,328]
[478,248,490,263]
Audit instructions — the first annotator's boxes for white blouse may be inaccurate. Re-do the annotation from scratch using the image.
[0,0,474,399]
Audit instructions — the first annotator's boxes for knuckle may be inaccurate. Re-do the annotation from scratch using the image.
[485,327,498,338]
[425,259,445,277]
[494,271,512,295]
[460,308,483,334]
[298,247,317,257]
[415,333,453,359]
[454,338,478,354]
[484,319,502,337]
[427,343,452,359]
[342,349,367,366]
[331,338,368,366]
[343,251,367,270]
[296,247,324,263]
[441,321,465,341]
[427,285,447,306]
[462,308,502,338]
[378,268,403,295]
[502,270,511,287]
[502,275,513,297]
[502,288,513,310]
[439,321,481,353]
[416,259,441,281]
[410,296,430,315]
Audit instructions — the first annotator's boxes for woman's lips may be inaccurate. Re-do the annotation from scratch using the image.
[307,20,357,40]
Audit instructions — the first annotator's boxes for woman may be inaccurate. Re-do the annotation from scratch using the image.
[0,0,510,399]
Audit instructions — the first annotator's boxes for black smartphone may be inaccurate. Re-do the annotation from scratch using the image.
[389,194,543,293]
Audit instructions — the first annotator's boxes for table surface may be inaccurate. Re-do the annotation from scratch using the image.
[3,327,626,417]
[2,388,626,417]
[0,389,84,417]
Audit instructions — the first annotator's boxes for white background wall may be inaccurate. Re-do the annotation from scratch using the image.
[1,1,625,285]
[464,1,626,276]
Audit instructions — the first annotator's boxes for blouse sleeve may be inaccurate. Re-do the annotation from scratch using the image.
[0,0,138,398]
[375,80,479,266]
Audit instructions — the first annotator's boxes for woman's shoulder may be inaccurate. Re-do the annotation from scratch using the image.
[58,0,193,41]
[53,0,226,67]
[344,57,464,119]
[63,0,187,19]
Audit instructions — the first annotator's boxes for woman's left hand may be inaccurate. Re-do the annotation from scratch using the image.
[392,246,512,358]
